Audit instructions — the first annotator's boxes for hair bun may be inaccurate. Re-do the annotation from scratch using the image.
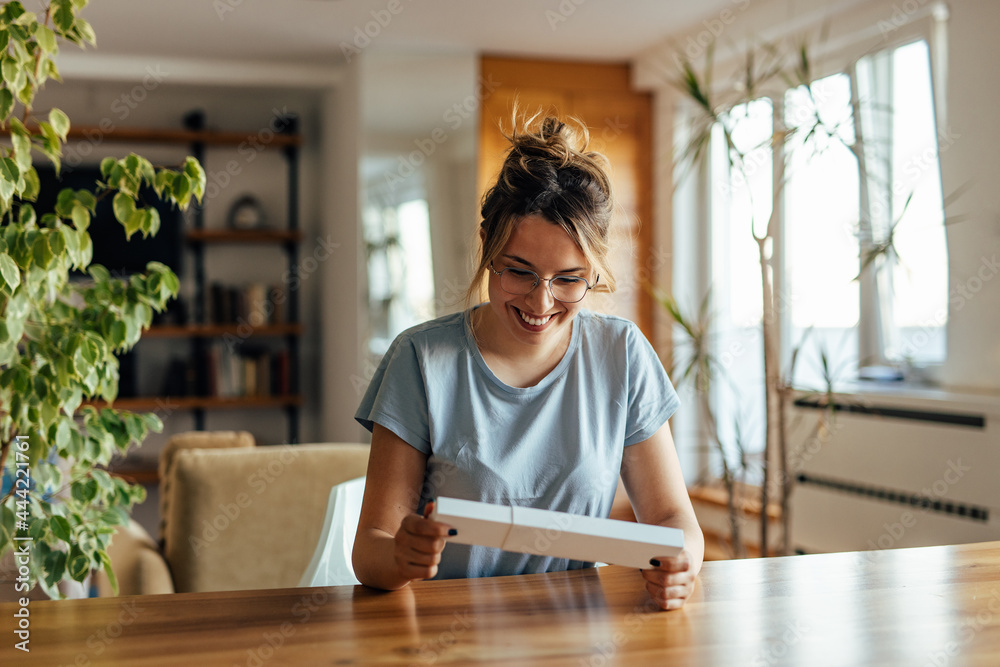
[541,117,566,141]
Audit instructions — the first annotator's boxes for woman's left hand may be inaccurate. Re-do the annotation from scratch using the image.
[641,549,697,611]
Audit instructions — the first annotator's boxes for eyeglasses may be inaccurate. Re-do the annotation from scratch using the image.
[489,262,598,304]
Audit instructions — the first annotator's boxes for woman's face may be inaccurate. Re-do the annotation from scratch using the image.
[486,214,595,351]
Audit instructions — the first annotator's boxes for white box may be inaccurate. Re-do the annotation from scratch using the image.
[430,497,511,550]
[429,497,684,569]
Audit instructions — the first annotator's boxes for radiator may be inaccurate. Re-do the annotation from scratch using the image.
[787,386,1000,554]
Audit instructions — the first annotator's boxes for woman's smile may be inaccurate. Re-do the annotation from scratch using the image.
[513,306,555,330]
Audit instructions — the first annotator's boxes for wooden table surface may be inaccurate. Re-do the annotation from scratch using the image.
[3,541,1000,666]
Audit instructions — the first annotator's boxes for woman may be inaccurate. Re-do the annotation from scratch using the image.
[353,114,703,610]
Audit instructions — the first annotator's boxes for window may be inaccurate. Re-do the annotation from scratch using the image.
[783,71,861,389]
[709,99,772,466]
[705,38,948,462]
[363,198,436,356]
[866,40,948,366]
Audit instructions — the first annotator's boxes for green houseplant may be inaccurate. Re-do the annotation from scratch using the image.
[670,38,868,556]
[0,0,205,597]
[669,34,948,556]
[653,289,751,558]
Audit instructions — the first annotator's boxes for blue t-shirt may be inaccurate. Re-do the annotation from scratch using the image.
[355,307,680,579]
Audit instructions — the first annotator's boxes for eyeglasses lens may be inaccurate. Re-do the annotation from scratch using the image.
[499,269,587,303]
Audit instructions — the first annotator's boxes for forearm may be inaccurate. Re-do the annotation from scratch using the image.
[621,425,706,579]
[354,425,437,591]
[352,527,412,591]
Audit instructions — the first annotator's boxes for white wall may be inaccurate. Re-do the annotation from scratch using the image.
[936,0,1000,390]
[320,61,367,444]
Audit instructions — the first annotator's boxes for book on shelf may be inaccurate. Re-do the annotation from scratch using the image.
[204,282,287,327]
[161,356,200,397]
[200,341,291,398]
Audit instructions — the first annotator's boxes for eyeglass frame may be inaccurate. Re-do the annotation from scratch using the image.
[488,261,599,303]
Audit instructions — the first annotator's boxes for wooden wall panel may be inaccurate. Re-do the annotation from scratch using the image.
[478,56,658,343]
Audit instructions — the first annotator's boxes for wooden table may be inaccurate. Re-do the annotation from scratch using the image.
[3,541,1000,666]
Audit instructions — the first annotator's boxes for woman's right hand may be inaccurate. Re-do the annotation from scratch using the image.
[393,501,454,582]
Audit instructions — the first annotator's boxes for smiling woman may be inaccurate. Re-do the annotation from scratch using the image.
[352,113,704,611]
[468,116,617,384]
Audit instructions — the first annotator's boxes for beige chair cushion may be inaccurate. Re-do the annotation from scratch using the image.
[162,443,370,593]
[95,519,175,596]
[158,430,255,542]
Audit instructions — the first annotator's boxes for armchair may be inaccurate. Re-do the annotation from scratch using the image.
[96,432,370,595]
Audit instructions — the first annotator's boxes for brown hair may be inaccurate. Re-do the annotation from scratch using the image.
[466,112,617,307]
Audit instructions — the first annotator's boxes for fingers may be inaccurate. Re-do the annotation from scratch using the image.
[642,569,696,611]
[644,579,694,611]
[402,512,453,539]
[394,544,442,582]
[647,550,690,573]
[643,550,696,611]
[641,567,695,593]
[394,509,454,582]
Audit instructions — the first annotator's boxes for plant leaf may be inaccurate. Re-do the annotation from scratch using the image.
[44,550,68,590]
[112,191,135,224]
[35,24,57,53]
[48,108,70,140]
[147,207,160,237]
[50,515,72,542]
[0,88,14,121]
[171,173,192,206]
[53,3,74,32]
[21,166,39,201]
[71,203,90,231]
[68,549,90,583]
[98,550,118,596]
[32,233,53,268]
[124,209,143,240]
[0,156,20,185]
[0,251,20,290]
[75,17,96,46]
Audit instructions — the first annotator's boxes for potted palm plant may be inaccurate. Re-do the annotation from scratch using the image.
[669,37,871,556]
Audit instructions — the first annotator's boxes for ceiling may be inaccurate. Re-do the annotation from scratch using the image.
[66,1,746,141]
[77,0,738,64]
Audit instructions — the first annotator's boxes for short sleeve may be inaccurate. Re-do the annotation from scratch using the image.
[354,334,432,454]
[623,324,680,446]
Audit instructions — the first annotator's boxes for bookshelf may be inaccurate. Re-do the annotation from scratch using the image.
[88,396,304,411]
[144,324,303,338]
[185,229,303,244]
[82,111,304,444]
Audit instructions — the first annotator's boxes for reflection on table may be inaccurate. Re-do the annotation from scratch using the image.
[2,541,999,665]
